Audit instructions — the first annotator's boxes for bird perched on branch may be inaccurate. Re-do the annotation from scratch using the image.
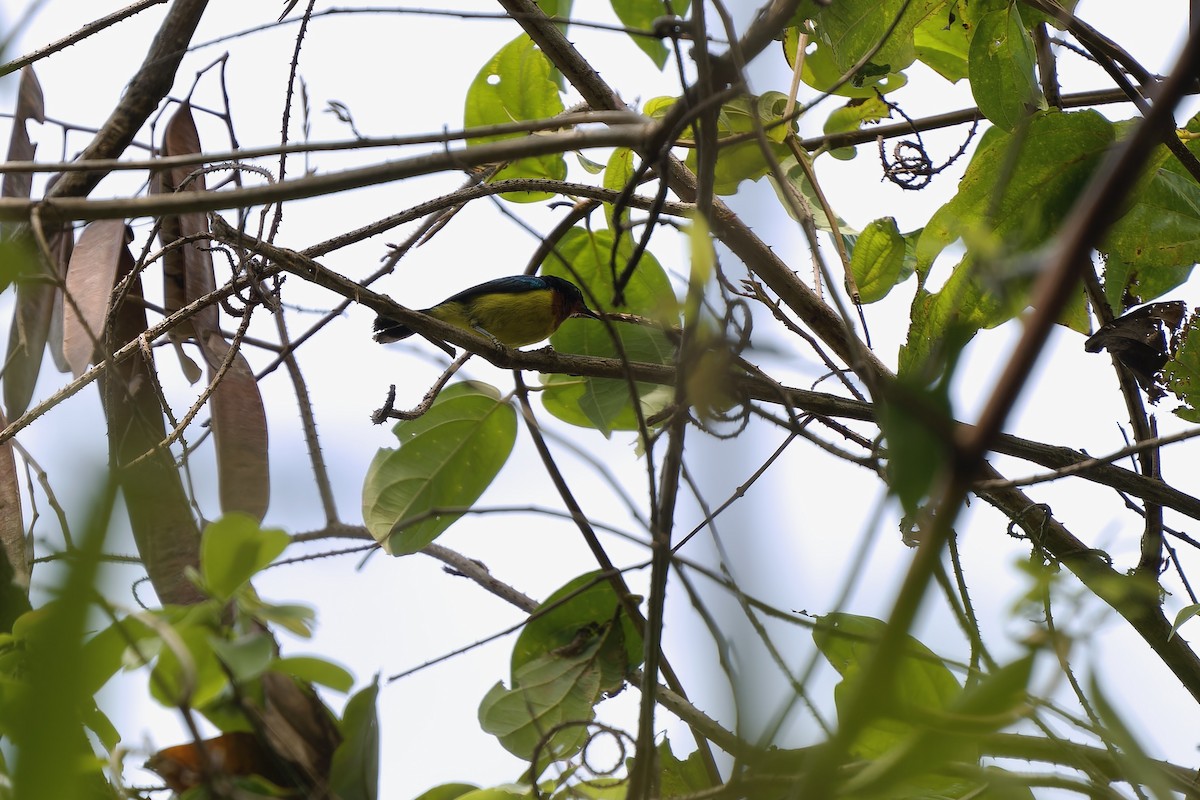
[373,274,599,347]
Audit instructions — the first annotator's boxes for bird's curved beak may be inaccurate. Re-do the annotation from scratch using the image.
[572,301,600,319]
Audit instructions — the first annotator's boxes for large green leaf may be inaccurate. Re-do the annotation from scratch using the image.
[362,382,517,555]
[464,34,566,202]
[603,147,636,231]
[806,0,951,79]
[968,6,1043,132]
[904,110,1113,378]
[541,227,677,435]
[511,571,643,693]
[917,110,1114,272]
[1102,129,1200,300]
[478,638,605,761]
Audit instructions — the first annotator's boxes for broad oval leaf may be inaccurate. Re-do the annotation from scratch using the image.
[478,645,603,761]
[362,381,517,555]
[464,34,565,202]
[511,571,643,694]
[199,513,290,602]
[541,227,676,435]
[850,217,908,303]
[917,110,1114,274]
[149,619,229,709]
[968,7,1043,132]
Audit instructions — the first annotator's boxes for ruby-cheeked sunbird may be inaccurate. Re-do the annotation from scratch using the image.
[373,274,599,348]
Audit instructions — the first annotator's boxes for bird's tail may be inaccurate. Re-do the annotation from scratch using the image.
[373,315,415,343]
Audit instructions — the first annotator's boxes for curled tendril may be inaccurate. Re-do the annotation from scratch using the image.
[875,94,980,190]
[529,721,635,800]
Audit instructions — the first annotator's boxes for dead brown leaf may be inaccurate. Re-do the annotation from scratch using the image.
[62,220,128,377]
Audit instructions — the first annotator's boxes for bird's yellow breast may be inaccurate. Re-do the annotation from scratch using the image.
[431,288,561,347]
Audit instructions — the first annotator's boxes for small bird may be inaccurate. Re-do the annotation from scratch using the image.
[374,274,599,347]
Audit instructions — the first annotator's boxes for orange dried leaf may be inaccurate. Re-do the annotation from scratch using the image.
[146,731,286,793]
[62,220,126,377]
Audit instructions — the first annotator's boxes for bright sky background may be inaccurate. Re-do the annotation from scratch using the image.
[1,2,1198,798]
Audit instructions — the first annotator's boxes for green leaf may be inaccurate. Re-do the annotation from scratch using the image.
[478,642,603,761]
[905,110,1113,379]
[823,94,891,160]
[541,228,676,435]
[968,7,1043,131]
[149,618,229,709]
[685,93,794,195]
[918,110,1114,272]
[603,148,636,231]
[878,377,953,512]
[1103,142,1200,298]
[814,613,962,758]
[362,381,517,555]
[413,784,480,800]
[851,217,908,302]
[658,736,714,797]
[240,596,316,638]
[464,34,566,202]
[770,158,860,245]
[272,655,355,693]
[330,677,381,800]
[806,0,952,79]
[208,632,275,684]
[455,789,529,800]
[1172,603,1200,639]
[200,514,290,602]
[80,615,151,696]
[1089,675,1177,800]
[610,0,689,69]
[511,571,643,693]
[1164,313,1200,422]
[788,27,908,98]
[912,2,971,82]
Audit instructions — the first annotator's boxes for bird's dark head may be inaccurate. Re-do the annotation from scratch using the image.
[543,275,599,321]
